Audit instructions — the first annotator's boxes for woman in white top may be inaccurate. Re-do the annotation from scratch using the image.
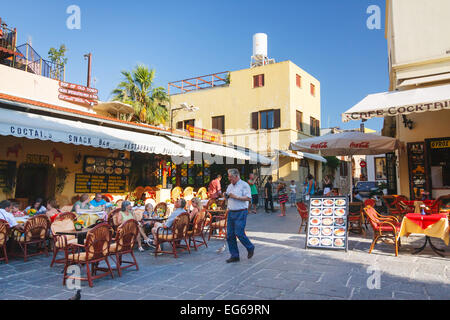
[24,198,47,215]
[289,180,297,207]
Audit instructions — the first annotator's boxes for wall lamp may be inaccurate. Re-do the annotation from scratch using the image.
[402,115,414,130]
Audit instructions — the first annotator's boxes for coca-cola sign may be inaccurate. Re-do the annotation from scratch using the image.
[349,142,369,148]
[311,142,328,149]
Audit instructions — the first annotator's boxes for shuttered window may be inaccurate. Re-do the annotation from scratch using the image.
[310,83,316,96]
[176,121,183,130]
[310,117,320,136]
[296,74,302,88]
[212,116,225,134]
[296,111,303,131]
[253,109,280,130]
[253,74,264,88]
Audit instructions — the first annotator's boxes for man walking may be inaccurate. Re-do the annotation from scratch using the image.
[225,168,255,263]
[264,176,274,213]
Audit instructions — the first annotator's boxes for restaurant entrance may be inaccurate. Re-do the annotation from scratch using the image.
[15,163,55,201]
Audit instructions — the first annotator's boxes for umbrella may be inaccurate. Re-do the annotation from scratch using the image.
[290,131,400,199]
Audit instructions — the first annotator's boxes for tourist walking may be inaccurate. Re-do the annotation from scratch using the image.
[289,180,297,207]
[277,178,289,217]
[224,168,255,263]
[264,176,274,213]
[248,173,259,214]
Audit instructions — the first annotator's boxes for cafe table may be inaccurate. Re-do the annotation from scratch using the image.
[398,213,449,257]
[12,215,30,225]
[56,228,90,245]
[77,210,106,227]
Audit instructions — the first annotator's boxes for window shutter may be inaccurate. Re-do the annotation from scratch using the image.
[176,121,183,130]
[296,111,303,131]
[260,74,265,87]
[274,109,281,128]
[220,116,225,134]
[296,74,301,87]
[253,75,258,88]
[251,112,259,130]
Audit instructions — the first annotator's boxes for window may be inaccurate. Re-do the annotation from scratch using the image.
[253,74,264,88]
[310,83,316,96]
[296,74,302,88]
[176,121,183,130]
[212,116,225,134]
[296,110,303,131]
[178,119,195,130]
[310,117,320,136]
[251,109,280,130]
[340,162,348,177]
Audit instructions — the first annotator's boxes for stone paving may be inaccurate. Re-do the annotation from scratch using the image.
[0,206,449,300]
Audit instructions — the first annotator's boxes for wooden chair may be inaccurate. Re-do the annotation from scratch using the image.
[134,186,145,200]
[49,218,78,267]
[63,223,114,288]
[154,212,191,258]
[364,198,376,207]
[432,195,450,214]
[208,211,227,241]
[154,202,168,218]
[196,187,208,200]
[54,212,77,222]
[382,195,404,217]
[108,219,139,277]
[187,209,208,250]
[13,215,50,262]
[0,219,10,264]
[296,202,308,233]
[348,202,364,234]
[363,206,401,257]
[171,186,183,201]
[107,208,121,235]
[394,195,414,221]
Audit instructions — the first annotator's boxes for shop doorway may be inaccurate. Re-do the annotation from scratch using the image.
[15,164,55,202]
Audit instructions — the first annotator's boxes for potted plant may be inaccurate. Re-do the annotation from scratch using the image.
[74,219,84,231]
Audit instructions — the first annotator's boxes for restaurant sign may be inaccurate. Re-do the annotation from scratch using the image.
[430,139,449,149]
[186,125,221,143]
[58,81,98,107]
[343,99,450,122]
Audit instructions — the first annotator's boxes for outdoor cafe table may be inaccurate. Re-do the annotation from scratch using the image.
[12,215,30,225]
[398,213,449,257]
[77,210,106,227]
[403,200,435,214]
[142,217,168,223]
[56,228,90,245]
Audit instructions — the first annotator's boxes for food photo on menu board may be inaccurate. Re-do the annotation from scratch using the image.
[306,196,349,251]
[84,156,132,176]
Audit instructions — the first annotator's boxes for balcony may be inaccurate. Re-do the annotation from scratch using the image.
[168,71,230,95]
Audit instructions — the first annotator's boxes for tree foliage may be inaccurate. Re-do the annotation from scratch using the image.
[48,44,68,66]
[112,64,169,125]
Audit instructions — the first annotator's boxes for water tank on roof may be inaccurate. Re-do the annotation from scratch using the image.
[253,33,268,58]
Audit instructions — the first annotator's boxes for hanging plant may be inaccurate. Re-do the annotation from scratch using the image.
[55,167,70,194]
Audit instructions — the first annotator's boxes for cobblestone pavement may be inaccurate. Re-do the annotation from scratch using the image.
[0,206,449,300]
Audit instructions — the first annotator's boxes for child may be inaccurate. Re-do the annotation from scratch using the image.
[289,180,297,207]
[10,202,24,217]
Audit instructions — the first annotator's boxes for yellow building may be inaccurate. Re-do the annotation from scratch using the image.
[169,60,325,185]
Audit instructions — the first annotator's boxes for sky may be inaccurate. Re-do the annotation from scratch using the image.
[2,0,388,131]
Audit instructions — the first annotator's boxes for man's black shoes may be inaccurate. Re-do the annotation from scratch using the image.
[248,249,254,259]
[226,257,240,263]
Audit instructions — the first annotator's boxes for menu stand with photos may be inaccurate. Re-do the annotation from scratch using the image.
[305,196,349,252]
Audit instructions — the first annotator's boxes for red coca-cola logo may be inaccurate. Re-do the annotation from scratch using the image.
[349,142,369,148]
[311,142,328,149]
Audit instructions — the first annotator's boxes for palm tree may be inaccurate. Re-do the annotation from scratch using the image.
[111,64,169,125]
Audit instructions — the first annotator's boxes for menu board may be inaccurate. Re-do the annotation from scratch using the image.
[305,196,349,251]
[84,156,131,176]
[0,161,16,189]
[74,174,128,193]
[407,142,427,200]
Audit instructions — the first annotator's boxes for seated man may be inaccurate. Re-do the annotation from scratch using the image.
[0,200,22,230]
[89,193,111,209]
[149,198,187,247]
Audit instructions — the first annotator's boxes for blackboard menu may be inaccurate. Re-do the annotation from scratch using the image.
[0,161,16,189]
[75,174,128,194]
[84,156,131,176]
[407,142,427,200]
[305,196,349,251]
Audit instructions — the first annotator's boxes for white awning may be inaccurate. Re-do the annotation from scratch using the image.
[168,136,249,161]
[237,148,273,165]
[0,108,190,157]
[300,152,327,163]
[342,83,450,122]
[398,73,450,88]
[278,150,303,160]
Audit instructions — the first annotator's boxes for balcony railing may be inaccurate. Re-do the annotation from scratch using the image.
[168,71,230,95]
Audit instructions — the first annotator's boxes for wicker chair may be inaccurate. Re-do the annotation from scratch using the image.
[187,209,208,250]
[49,218,78,267]
[363,206,401,256]
[382,195,401,215]
[208,211,227,241]
[0,219,10,264]
[108,219,139,277]
[171,187,183,201]
[348,202,364,234]
[106,208,121,235]
[196,187,208,200]
[63,223,114,287]
[154,202,168,217]
[154,212,191,258]
[296,202,308,233]
[183,187,194,201]
[134,186,145,200]
[54,212,77,222]
[13,215,50,262]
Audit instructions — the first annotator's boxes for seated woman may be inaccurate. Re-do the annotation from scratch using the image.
[46,199,61,222]
[72,193,93,213]
[24,198,47,216]
[141,203,155,234]
[189,197,203,222]
[116,201,151,252]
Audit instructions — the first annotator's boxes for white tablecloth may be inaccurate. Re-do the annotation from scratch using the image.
[13,216,30,224]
